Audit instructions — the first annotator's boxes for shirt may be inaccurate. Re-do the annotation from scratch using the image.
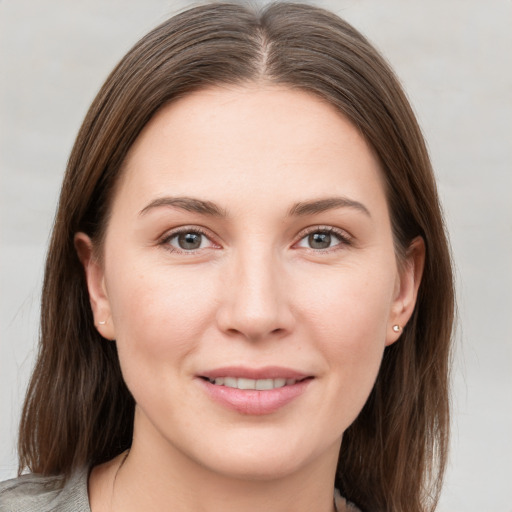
[0,469,361,511]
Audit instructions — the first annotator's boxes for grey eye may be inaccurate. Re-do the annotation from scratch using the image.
[308,232,332,249]
[166,231,213,251]
[177,232,203,250]
[296,229,348,251]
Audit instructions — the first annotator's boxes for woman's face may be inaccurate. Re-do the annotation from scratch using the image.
[78,85,421,481]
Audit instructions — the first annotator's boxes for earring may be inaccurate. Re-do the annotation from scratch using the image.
[98,320,107,325]
[392,324,401,333]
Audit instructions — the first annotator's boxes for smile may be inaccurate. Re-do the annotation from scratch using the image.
[198,368,313,415]
[204,377,302,390]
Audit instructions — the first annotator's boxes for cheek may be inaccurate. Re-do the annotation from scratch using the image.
[300,261,395,342]
[298,263,395,401]
[104,259,217,381]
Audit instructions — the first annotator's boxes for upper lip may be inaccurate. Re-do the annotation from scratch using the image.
[198,366,311,381]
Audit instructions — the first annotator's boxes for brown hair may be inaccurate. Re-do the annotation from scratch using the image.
[18,3,454,511]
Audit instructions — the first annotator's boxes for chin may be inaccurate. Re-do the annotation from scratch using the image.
[184,431,335,483]
[203,453,309,482]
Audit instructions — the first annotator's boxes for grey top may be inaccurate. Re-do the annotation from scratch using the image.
[0,469,90,512]
[0,469,360,511]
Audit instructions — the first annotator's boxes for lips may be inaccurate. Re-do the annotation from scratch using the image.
[197,367,313,415]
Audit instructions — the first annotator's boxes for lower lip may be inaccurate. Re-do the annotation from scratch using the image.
[198,378,311,415]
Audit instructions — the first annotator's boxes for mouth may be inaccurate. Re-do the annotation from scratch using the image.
[197,367,313,415]
[201,376,309,390]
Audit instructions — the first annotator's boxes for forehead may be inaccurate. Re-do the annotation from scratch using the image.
[115,85,388,217]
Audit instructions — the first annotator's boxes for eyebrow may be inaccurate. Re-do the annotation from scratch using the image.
[139,196,227,217]
[287,197,371,218]
[139,195,370,219]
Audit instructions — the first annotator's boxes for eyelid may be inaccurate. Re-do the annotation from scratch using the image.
[293,225,353,251]
[159,225,221,254]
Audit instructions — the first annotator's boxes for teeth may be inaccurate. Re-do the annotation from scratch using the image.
[209,377,297,390]
[224,377,237,388]
[238,377,255,390]
[273,378,286,388]
[256,379,274,390]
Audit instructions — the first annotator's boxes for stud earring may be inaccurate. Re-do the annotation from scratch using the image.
[98,320,107,325]
[392,324,401,333]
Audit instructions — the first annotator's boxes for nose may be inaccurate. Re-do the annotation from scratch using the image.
[216,247,295,342]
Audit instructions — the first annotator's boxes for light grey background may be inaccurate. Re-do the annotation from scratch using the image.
[1,1,511,511]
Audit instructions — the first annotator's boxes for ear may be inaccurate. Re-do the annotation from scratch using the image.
[74,232,116,340]
[386,236,425,346]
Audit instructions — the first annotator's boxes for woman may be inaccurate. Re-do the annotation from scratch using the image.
[0,2,454,512]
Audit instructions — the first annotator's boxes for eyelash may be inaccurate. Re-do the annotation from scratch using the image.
[294,225,352,253]
[160,226,219,254]
[159,225,352,254]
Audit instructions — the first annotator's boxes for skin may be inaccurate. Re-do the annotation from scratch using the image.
[76,85,424,512]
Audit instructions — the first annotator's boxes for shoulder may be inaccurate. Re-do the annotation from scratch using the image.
[0,468,90,512]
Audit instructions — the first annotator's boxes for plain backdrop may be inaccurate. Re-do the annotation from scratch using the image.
[1,1,511,511]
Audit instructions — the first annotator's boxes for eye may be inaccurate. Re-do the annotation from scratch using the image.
[162,228,217,253]
[295,228,350,251]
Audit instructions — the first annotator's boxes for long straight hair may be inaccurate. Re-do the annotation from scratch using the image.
[18,3,454,511]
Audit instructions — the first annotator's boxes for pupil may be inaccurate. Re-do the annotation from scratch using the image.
[309,232,331,249]
[178,233,201,250]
